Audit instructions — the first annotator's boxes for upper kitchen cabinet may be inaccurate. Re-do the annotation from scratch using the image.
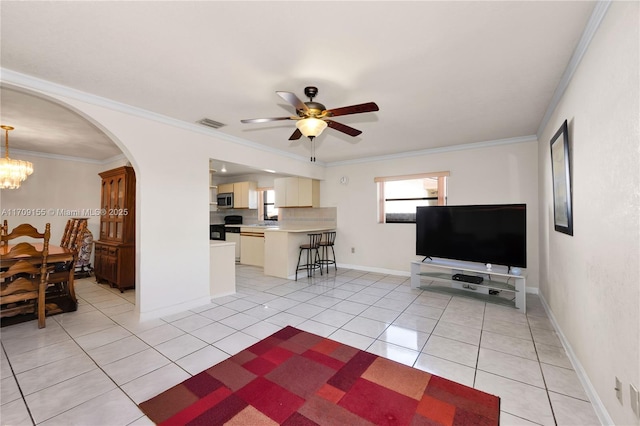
[274,177,320,208]
[218,183,234,194]
[217,181,258,209]
[233,181,258,209]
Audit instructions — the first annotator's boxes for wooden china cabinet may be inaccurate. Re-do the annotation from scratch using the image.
[94,166,136,292]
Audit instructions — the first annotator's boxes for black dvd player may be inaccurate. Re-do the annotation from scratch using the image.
[452,274,484,284]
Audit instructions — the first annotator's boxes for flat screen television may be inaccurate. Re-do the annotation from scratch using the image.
[416,204,527,268]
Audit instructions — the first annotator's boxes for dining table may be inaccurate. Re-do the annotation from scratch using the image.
[1,242,78,325]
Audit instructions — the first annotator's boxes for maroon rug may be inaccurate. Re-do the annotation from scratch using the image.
[139,326,499,425]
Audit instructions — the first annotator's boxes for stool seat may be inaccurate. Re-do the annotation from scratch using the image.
[295,233,323,281]
[318,231,337,273]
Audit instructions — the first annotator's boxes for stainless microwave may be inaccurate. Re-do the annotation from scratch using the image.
[217,192,233,208]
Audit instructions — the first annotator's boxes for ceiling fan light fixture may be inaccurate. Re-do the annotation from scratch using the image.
[0,125,33,189]
[295,118,328,139]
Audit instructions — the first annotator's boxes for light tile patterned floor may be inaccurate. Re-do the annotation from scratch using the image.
[0,265,601,425]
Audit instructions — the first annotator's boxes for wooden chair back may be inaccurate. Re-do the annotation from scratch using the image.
[60,220,73,248]
[1,223,47,244]
[60,218,87,252]
[0,223,51,328]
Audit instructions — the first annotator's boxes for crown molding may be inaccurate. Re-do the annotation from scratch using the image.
[1,69,318,165]
[326,135,538,167]
[0,147,126,165]
[5,5,605,174]
[536,1,612,138]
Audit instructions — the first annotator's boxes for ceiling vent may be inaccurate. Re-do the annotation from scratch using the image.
[197,118,226,129]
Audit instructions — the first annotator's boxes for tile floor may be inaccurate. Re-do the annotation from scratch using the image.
[0,265,601,425]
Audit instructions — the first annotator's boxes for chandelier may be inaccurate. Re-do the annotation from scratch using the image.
[0,125,33,189]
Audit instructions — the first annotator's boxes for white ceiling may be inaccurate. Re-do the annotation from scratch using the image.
[0,1,596,164]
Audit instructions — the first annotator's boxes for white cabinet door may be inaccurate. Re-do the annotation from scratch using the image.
[226,233,241,261]
[274,177,319,207]
[274,178,287,207]
[240,234,264,267]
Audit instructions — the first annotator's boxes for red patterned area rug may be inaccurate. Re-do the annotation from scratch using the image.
[139,326,500,425]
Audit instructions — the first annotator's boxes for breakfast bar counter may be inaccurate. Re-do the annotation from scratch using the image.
[263,226,334,279]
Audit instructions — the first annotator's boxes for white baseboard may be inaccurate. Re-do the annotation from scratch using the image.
[336,263,411,277]
[337,263,543,297]
[538,293,613,426]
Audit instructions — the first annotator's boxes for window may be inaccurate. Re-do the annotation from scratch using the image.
[375,172,448,223]
[258,188,278,221]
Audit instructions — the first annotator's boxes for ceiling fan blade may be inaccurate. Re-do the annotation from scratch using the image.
[288,129,302,140]
[240,117,293,124]
[276,91,309,113]
[326,120,362,137]
[325,102,379,117]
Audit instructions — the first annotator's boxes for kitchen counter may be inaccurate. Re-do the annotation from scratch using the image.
[209,241,235,248]
[263,227,335,279]
[265,226,334,233]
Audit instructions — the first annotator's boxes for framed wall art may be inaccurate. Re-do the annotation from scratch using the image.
[550,119,573,235]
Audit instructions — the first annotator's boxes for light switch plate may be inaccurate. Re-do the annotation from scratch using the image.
[630,384,639,417]
[616,377,623,404]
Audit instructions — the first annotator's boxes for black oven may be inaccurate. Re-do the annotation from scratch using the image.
[210,224,225,240]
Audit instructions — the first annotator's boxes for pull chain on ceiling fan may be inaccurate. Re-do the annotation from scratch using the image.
[241,86,379,162]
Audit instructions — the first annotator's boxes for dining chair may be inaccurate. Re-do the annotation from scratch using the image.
[1,223,48,244]
[0,223,51,328]
[50,219,86,299]
[60,219,74,248]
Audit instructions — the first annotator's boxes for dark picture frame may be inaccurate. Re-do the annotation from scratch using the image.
[550,120,573,235]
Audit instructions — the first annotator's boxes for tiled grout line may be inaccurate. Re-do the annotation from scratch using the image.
[528,309,560,426]
[3,268,588,425]
[1,343,37,425]
[36,288,159,425]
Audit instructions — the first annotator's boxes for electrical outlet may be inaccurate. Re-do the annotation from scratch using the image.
[630,384,639,417]
[615,377,623,404]
[351,247,355,254]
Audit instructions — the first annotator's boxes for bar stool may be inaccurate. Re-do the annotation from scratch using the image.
[295,233,323,281]
[318,231,337,273]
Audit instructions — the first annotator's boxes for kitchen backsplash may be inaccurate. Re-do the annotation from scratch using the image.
[210,207,337,228]
[210,209,259,225]
[279,207,337,228]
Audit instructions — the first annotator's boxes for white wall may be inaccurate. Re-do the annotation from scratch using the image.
[0,154,103,245]
[537,2,639,425]
[323,140,540,288]
[0,86,325,318]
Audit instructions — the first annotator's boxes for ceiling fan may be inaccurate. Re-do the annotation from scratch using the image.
[241,86,379,162]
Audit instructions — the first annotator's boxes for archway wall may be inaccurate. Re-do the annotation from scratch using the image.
[36,92,325,317]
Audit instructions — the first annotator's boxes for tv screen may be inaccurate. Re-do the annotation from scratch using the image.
[416,204,527,268]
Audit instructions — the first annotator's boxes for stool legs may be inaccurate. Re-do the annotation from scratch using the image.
[295,233,323,281]
[318,232,337,273]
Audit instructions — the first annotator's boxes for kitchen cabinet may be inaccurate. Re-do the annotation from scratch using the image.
[233,181,257,209]
[226,232,241,262]
[217,181,257,209]
[94,166,135,292]
[240,227,264,267]
[274,177,320,208]
[218,183,234,194]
